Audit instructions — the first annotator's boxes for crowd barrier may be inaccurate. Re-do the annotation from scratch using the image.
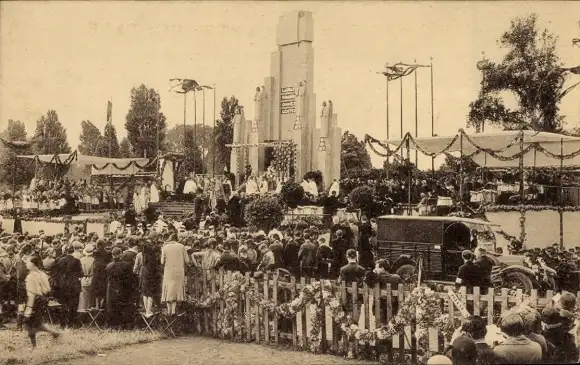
[184,271,579,362]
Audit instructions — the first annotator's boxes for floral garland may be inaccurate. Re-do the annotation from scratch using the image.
[484,205,580,212]
[187,273,458,358]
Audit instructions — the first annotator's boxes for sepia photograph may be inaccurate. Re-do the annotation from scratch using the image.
[0,1,579,364]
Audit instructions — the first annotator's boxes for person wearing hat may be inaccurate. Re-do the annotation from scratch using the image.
[105,247,134,329]
[494,312,542,364]
[0,248,10,329]
[90,239,111,309]
[450,335,478,365]
[542,306,579,363]
[54,242,83,329]
[72,241,84,260]
[455,250,484,291]
[78,244,95,312]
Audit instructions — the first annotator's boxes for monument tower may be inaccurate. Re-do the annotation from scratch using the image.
[231,10,341,186]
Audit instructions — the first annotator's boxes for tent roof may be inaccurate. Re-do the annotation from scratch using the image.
[381,130,580,168]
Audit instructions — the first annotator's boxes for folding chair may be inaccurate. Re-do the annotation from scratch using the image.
[78,308,105,330]
[43,301,62,325]
[139,312,159,334]
[159,312,185,338]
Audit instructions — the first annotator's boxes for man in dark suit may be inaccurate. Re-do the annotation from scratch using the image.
[298,237,317,278]
[268,239,284,269]
[55,244,84,329]
[216,241,243,272]
[338,249,366,284]
[316,238,333,279]
[284,238,301,277]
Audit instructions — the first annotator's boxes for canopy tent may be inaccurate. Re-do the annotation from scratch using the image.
[17,151,151,177]
[365,130,580,168]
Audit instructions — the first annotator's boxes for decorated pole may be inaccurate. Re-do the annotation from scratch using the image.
[559,138,564,248]
[385,63,390,178]
[414,59,419,168]
[213,84,216,177]
[400,77,404,159]
[202,87,206,173]
[519,132,526,249]
[193,90,197,174]
[430,58,435,176]
[183,92,187,154]
[406,137,412,216]
[459,131,463,213]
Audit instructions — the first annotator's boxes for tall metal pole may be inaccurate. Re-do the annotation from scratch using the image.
[108,98,112,158]
[559,138,564,248]
[406,139,412,216]
[213,84,216,177]
[400,77,403,159]
[385,63,390,177]
[459,132,464,213]
[193,90,197,174]
[183,92,187,153]
[414,59,419,168]
[430,58,435,176]
[480,52,486,133]
[202,88,206,173]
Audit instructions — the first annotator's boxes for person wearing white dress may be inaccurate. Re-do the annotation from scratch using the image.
[308,179,319,198]
[141,184,150,208]
[246,175,258,196]
[133,186,142,213]
[183,175,198,195]
[328,179,340,197]
[259,175,269,195]
[300,178,311,196]
[150,183,160,203]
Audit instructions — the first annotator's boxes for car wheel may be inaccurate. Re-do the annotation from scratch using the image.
[503,271,534,293]
[396,264,416,282]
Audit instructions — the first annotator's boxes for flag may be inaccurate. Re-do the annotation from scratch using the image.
[106,101,112,123]
[169,78,200,93]
[378,62,430,81]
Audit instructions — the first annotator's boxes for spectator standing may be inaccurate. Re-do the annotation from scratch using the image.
[55,244,83,329]
[493,312,542,364]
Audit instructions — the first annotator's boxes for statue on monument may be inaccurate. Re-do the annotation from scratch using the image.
[320,100,330,138]
[295,80,307,124]
[254,86,266,122]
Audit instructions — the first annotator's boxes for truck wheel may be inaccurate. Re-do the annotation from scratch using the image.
[503,271,534,292]
[396,264,416,282]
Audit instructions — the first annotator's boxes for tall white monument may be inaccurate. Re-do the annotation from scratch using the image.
[232,10,341,186]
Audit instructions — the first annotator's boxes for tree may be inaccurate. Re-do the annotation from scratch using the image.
[0,120,34,187]
[280,181,304,209]
[468,14,569,132]
[125,84,167,158]
[215,96,240,173]
[78,120,102,155]
[349,186,375,217]
[33,110,71,154]
[119,137,133,158]
[340,131,372,178]
[102,123,120,158]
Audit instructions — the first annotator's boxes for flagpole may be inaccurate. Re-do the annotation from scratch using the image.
[430,57,435,176]
[183,92,187,154]
[213,84,216,177]
[109,98,112,158]
[400,76,403,159]
[202,88,206,174]
[414,60,418,168]
[194,90,197,174]
[385,63,390,173]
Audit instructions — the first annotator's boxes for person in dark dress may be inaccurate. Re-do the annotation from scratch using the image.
[91,239,112,309]
[227,192,243,228]
[358,216,374,269]
[13,208,23,234]
[105,247,134,329]
[140,241,161,317]
[331,230,349,277]
[54,245,83,329]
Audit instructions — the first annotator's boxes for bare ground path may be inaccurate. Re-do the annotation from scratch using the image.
[62,336,375,365]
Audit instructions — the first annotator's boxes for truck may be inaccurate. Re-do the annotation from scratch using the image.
[376,215,555,292]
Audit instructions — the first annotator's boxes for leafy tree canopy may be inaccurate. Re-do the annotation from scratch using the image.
[340,131,372,178]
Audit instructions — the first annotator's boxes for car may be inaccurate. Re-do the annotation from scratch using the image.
[375,215,555,292]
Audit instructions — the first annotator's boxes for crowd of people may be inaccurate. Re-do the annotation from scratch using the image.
[426,294,579,364]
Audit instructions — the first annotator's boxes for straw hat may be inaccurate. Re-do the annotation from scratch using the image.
[83,244,95,256]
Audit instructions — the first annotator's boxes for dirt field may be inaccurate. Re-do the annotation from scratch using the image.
[62,336,374,365]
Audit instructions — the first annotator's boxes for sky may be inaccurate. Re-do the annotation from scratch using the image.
[1,1,579,168]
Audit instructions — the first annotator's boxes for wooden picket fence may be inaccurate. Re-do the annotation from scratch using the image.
[186,271,578,362]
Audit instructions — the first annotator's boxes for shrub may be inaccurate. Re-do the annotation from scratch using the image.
[349,185,374,215]
[244,196,285,232]
[280,181,304,209]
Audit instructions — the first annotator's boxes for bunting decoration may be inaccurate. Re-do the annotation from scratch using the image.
[0,137,34,150]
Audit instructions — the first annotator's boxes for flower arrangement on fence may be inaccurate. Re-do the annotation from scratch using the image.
[186,273,461,359]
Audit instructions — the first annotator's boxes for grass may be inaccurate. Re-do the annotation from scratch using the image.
[0,328,164,365]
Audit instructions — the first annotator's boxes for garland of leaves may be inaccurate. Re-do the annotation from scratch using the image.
[187,273,457,357]
[91,159,154,171]
[484,205,580,212]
